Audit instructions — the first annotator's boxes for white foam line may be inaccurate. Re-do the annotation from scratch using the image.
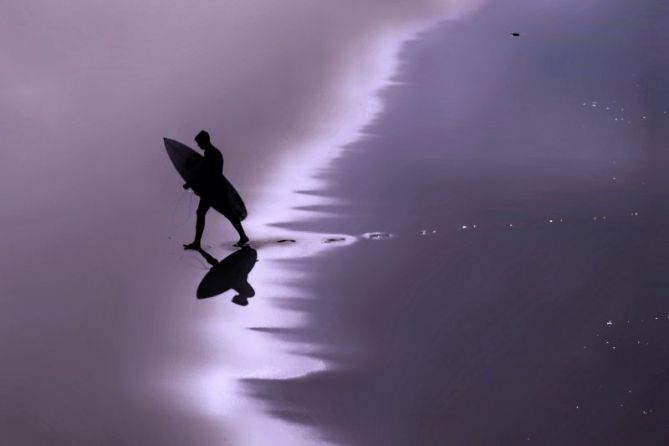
[183,4,484,446]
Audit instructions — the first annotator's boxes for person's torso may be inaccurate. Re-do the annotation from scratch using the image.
[193,146,226,198]
[202,146,223,177]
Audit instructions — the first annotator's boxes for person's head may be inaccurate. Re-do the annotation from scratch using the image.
[195,130,211,149]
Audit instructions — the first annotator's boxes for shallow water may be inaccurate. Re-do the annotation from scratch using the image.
[245,0,669,444]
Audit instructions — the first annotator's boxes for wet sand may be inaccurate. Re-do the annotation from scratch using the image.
[1,2,474,444]
[245,0,669,444]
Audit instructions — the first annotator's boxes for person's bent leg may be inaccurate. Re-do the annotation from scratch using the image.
[184,200,210,249]
[230,217,249,247]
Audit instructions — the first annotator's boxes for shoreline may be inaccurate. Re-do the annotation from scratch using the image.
[185,10,484,446]
[242,1,669,444]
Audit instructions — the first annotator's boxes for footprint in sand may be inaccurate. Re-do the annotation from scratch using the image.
[322,236,347,244]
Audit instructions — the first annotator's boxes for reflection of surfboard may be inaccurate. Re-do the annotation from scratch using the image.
[197,247,258,300]
[164,138,247,220]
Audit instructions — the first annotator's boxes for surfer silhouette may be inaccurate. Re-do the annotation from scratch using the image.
[182,130,250,248]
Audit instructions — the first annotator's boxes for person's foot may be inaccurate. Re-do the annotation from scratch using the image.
[233,236,249,247]
[183,241,201,250]
[231,295,248,306]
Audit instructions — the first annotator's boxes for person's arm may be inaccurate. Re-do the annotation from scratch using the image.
[183,156,206,189]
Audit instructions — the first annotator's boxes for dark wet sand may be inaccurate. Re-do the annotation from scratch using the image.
[246,0,669,444]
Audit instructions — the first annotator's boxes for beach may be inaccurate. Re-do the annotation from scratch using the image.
[1,1,474,444]
[2,0,668,444]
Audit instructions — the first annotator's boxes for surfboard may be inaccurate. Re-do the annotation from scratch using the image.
[164,138,248,220]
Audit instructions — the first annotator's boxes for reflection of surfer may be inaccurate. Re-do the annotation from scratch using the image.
[183,130,250,249]
[196,246,258,306]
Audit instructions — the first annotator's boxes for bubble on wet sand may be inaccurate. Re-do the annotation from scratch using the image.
[364,232,393,240]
